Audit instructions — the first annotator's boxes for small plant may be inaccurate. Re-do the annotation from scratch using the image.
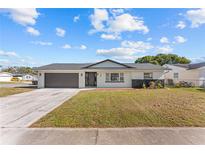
[142,83,146,89]
[149,81,156,89]
[157,82,163,88]
[175,83,180,88]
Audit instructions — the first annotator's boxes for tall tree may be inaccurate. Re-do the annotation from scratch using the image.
[135,54,191,66]
[2,66,37,75]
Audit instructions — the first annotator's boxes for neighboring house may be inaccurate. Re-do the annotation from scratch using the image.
[36,59,167,88]
[0,72,13,82]
[22,74,37,81]
[164,62,205,87]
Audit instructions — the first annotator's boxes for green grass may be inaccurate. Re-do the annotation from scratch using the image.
[31,88,205,128]
[0,87,33,97]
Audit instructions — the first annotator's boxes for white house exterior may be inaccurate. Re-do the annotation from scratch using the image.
[164,62,205,87]
[36,59,166,88]
[0,72,13,82]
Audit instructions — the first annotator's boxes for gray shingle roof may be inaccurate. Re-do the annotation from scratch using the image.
[172,62,205,69]
[188,62,205,69]
[36,60,166,71]
[35,63,91,70]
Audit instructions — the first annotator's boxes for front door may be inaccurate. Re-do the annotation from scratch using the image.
[85,72,97,87]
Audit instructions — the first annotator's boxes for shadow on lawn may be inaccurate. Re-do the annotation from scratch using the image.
[196,88,205,92]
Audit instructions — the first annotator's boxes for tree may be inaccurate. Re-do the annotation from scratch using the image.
[2,66,37,75]
[135,54,191,66]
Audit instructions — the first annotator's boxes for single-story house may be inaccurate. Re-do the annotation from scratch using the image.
[164,62,205,87]
[0,72,13,82]
[36,59,167,88]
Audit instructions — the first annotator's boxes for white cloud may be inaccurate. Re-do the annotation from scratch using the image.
[110,9,124,16]
[186,8,205,28]
[89,9,149,38]
[96,40,153,60]
[174,36,187,43]
[0,59,10,65]
[157,45,173,53]
[160,37,169,44]
[62,44,71,49]
[100,33,120,40]
[112,55,138,61]
[0,8,40,26]
[90,8,109,32]
[79,45,87,50]
[31,41,52,46]
[0,50,18,57]
[146,37,152,41]
[108,13,149,34]
[97,47,137,57]
[56,27,66,37]
[190,57,205,63]
[26,27,40,36]
[73,15,80,22]
[121,41,153,52]
[176,21,186,29]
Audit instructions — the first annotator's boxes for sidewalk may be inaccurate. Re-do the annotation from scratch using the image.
[1,127,205,145]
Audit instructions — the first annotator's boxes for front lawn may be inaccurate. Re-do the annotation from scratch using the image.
[31,88,205,127]
[0,87,33,97]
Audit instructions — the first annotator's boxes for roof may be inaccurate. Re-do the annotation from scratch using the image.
[188,62,205,69]
[171,62,205,70]
[35,63,91,70]
[83,59,132,68]
[36,59,166,71]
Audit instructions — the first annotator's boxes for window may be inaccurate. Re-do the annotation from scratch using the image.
[173,73,179,79]
[105,73,124,82]
[120,73,124,82]
[111,73,119,81]
[144,73,153,79]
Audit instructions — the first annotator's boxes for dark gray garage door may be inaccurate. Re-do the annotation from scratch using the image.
[45,73,79,88]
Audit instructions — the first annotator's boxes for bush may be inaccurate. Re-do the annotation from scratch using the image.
[175,83,180,88]
[157,82,163,88]
[149,81,156,89]
[142,83,146,89]
[174,81,194,88]
[11,77,20,82]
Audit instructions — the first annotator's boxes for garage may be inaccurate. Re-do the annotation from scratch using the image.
[45,73,79,88]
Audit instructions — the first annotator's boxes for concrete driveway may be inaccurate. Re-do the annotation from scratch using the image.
[0,88,81,128]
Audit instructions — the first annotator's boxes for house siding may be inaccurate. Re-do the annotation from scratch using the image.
[96,71,132,88]
[164,64,205,86]
[38,69,165,88]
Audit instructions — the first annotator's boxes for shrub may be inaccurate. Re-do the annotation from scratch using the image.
[157,82,163,88]
[149,81,156,89]
[142,83,146,89]
[175,83,180,88]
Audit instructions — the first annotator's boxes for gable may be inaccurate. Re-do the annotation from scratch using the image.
[84,59,132,68]
[90,61,127,68]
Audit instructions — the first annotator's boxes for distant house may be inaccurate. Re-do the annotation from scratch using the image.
[22,74,37,81]
[0,72,13,82]
[164,62,205,87]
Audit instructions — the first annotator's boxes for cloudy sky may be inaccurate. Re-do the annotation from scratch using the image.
[0,8,205,67]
